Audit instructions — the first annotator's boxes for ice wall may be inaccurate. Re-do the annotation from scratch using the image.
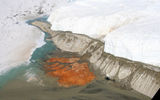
[31,21,160,98]
[48,0,160,66]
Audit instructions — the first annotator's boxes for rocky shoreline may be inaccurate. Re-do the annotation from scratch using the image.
[31,21,160,98]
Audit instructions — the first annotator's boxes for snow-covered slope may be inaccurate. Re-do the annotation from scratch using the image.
[104,16,160,66]
[0,0,67,74]
[48,0,160,66]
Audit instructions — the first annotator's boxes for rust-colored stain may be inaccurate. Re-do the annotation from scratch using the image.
[44,57,95,87]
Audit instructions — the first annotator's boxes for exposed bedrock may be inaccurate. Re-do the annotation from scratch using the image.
[31,21,160,98]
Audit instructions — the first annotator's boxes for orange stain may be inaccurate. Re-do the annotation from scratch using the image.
[44,57,95,87]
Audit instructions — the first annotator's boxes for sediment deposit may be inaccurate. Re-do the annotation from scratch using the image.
[44,57,95,87]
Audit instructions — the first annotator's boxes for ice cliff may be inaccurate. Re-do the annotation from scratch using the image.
[48,0,160,66]
[31,21,160,98]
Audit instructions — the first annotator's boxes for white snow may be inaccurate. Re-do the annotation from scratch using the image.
[48,0,160,66]
[0,0,68,75]
[104,16,160,66]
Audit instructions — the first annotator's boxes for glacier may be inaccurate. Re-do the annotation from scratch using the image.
[31,20,160,98]
[48,0,160,66]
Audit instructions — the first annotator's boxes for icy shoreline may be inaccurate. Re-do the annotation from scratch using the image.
[0,0,69,74]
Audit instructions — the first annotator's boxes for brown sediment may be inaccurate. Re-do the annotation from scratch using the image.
[44,57,95,87]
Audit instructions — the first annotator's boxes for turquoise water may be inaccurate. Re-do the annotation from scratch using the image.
[0,16,56,88]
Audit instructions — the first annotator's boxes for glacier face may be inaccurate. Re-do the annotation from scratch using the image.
[48,0,160,66]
